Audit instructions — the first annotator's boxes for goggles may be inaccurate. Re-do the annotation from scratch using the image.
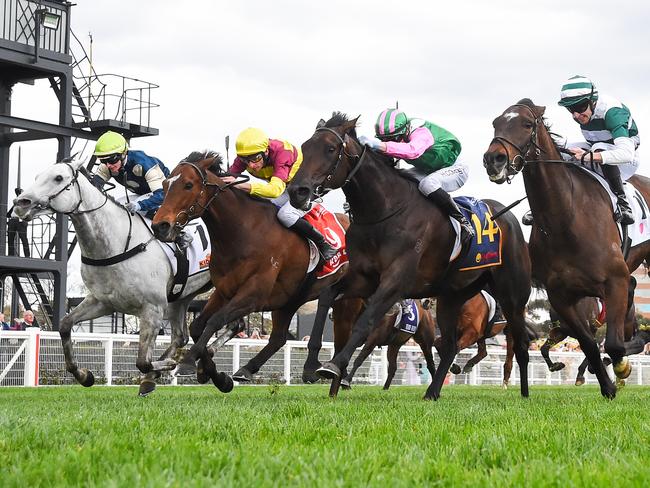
[98,153,123,165]
[242,153,264,164]
[566,100,591,115]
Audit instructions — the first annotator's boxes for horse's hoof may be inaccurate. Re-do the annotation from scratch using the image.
[575,377,585,386]
[449,364,461,375]
[138,379,157,396]
[462,365,473,374]
[232,368,252,383]
[601,384,617,399]
[549,362,566,372]
[213,372,234,393]
[317,362,341,380]
[77,368,95,387]
[340,379,351,390]
[613,358,631,379]
[175,361,197,377]
[302,370,321,384]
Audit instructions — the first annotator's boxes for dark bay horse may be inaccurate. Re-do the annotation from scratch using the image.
[483,99,650,398]
[151,151,355,390]
[340,299,437,389]
[288,113,533,400]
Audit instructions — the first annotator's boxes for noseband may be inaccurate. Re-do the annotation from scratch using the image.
[312,127,367,198]
[171,161,249,230]
[36,163,108,215]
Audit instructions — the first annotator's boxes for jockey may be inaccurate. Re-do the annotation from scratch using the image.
[92,131,192,248]
[359,109,475,247]
[221,127,337,261]
[523,76,639,226]
[559,75,639,225]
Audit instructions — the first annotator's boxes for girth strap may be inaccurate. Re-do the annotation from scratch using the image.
[167,248,190,302]
[81,238,154,266]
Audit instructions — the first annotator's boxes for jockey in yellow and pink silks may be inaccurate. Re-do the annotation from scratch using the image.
[221,127,337,260]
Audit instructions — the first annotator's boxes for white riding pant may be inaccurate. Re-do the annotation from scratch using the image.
[273,191,311,227]
[568,142,639,181]
[402,160,470,195]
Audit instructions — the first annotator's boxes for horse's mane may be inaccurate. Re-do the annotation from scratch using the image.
[181,150,226,176]
[515,98,568,157]
[324,111,398,168]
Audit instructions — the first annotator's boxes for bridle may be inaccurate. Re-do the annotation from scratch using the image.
[312,126,367,198]
[35,163,109,215]
[170,160,249,230]
[486,104,583,185]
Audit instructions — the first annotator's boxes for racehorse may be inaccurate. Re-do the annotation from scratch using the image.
[11,157,212,395]
[483,99,650,398]
[340,299,437,389]
[151,151,355,391]
[287,112,533,400]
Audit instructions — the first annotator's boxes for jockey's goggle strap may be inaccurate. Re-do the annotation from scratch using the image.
[98,153,123,165]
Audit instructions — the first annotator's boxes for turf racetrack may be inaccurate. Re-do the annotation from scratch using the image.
[1,385,649,487]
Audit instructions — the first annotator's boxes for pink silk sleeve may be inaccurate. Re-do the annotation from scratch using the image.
[384,127,434,159]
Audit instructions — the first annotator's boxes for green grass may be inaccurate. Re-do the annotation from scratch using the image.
[1,385,650,487]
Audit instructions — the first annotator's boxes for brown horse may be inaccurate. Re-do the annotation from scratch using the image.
[288,113,533,400]
[483,99,650,398]
[151,151,355,390]
[340,299,437,389]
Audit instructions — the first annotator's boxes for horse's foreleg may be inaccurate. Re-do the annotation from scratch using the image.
[575,356,589,386]
[136,304,166,375]
[541,327,566,371]
[233,306,297,382]
[551,295,616,399]
[603,275,631,381]
[303,286,339,382]
[318,281,402,380]
[59,296,113,387]
[463,339,487,374]
[342,337,379,388]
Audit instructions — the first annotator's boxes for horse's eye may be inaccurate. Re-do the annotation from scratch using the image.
[55,175,63,182]
[524,122,533,129]
[184,182,193,190]
[327,145,336,153]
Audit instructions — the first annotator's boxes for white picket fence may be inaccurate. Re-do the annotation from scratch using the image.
[3,329,650,387]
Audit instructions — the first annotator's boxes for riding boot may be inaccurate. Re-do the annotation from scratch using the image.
[602,164,634,225]
[174,231,194,250]
[290,217,338,261]
[521,210,534,226]
[426,188,475,247]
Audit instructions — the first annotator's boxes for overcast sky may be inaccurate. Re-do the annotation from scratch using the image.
[6,0,650,292]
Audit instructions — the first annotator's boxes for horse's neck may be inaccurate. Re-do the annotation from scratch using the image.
[344,154,414,221]
[523,132,575,225]
[70,177,149,258]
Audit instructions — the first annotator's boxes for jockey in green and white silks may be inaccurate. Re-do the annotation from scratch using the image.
[559,75,639,225]
[359,109,475,246]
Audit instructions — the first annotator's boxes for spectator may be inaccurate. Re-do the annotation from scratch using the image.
[250,328,261,340]
[11,318,23,331]
[0,313,9,330]
[20,310,37,329]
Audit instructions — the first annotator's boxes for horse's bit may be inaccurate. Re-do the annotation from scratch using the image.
[312,126,367,198]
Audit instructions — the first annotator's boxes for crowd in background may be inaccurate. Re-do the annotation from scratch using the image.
[0,310,36,330]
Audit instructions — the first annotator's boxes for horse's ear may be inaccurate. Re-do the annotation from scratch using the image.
[341,116,360,136]
[316,119,326,130]
[535,105,546,117]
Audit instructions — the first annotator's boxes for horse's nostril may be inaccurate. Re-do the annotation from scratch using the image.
[15,198,31,207]
[495,154,507,164]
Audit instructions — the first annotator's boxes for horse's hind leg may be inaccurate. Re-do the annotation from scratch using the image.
[303,286,340,383]
[59,296,113,387]
[135,304,166,376]
[503,331,514,388]
[424,297,461,401]
[541,328,567,372]
[342,337,379,389]
[575,356,589,386]
[383,343,400,390]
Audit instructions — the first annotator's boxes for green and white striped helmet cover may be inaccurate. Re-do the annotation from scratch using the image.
[375,109,409,138]
[558,75,598,107]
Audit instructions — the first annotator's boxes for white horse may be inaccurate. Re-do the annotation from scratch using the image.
[12,157,213,395]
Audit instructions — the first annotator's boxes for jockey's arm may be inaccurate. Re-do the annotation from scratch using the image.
[136,165,167,212]
[250,176,286,199]
[383,127,435,160]
[92,163,111,189]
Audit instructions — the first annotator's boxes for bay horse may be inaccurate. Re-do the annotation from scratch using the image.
[340,299,437,389]
[288,112,533,400]
[483,99,650,398]
[11,157,213,395]
[151,151,355,390]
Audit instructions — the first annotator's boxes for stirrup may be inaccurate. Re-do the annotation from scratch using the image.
[460,222,475,247]
[616,203,634,226]
[521,211,533,226]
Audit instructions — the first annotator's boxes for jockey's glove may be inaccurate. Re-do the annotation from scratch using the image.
[358,135,383,150]
[125,201,141,214]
